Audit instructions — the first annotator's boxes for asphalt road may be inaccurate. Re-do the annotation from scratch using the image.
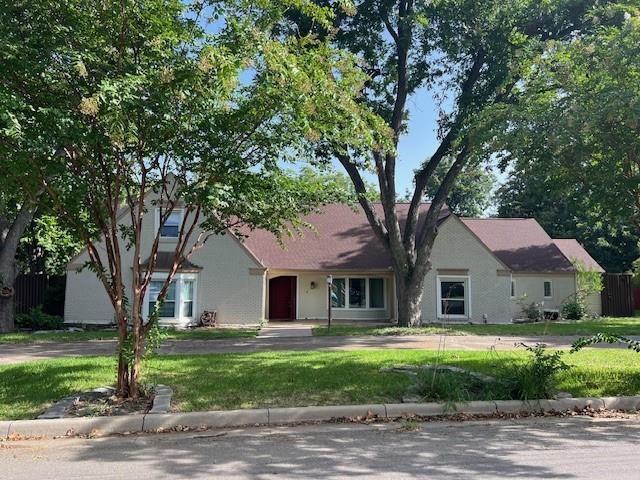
[3,416,640,479]
[0,333,619,364]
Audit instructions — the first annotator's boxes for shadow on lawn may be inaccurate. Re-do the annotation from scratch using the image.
[68,417,640,478]
[0,358,113,419]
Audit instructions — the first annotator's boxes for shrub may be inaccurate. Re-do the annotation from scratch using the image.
[410,369,506,403]
[502,344,569,400]
[16,305,64,330]
[519,300,543,322]
[562,297,587,320]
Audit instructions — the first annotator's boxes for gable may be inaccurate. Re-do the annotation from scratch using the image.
[462,218,575,273]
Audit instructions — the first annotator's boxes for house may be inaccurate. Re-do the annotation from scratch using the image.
[64,203,604,326]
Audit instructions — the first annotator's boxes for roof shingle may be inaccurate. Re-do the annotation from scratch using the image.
[552,239,605,273]
[241,203,448,270]
[461,218,575,272]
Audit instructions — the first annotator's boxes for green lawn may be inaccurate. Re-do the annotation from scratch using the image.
[0,327,258,344]
[1,348,639,420]
[313,317,640,337]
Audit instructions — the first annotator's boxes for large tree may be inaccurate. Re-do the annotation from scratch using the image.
[496,167,639,272]
[490,7,640,266]
[288,0,626,325]
[0,0,383,397]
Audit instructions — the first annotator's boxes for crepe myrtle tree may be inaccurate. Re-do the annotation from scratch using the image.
[285,0,631,326]
[1,0,387,398]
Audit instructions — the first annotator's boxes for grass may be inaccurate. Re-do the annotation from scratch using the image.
[1,348,639,420]
[0,327,258,344]
[313,317,640,337]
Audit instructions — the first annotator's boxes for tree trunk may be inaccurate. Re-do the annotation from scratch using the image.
[0,293,14,333]
[0,259,17,333]
[396,274,425,327]
[115,307,130,397]
[129,324,143,400]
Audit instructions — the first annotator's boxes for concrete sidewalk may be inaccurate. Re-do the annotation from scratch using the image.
[0,333,631,365]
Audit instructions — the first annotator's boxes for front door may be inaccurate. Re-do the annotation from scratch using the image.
[268,276,297,320]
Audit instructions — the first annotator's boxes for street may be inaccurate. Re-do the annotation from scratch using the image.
[2,415,639,479]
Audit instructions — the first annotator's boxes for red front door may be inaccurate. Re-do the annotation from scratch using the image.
[268,276,297,320]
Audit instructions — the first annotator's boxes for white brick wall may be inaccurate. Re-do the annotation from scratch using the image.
[422,216,512,323]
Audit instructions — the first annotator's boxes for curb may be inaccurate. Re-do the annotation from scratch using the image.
[4,395,640,439]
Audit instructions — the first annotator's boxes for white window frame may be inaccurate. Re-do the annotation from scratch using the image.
[510,278,516,299]
[155,208,184,239]
[144,272,197,323]
[437,275,471,319]
[330,276,387,311]
[543,280,553,299]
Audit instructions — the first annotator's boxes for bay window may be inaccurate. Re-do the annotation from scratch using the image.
[145,273,197,322]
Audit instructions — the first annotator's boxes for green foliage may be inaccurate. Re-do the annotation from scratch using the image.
[575,261,604,297]
[496,173,639,273]
[632,257,640,286]
[502,344,570,401]
[15,306,64,331]
[517,298,543,322]
[561,299,588,321]
[423,159,496,217]
[491,6,640,270]
[410,370,503,403]
[18,215,82,275]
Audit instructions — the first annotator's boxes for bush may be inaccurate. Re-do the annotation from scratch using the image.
[519,300,543,322]
[502,344,569,400]
[410,370,506,403]
[16,305,64,330]
[562,297,587,320]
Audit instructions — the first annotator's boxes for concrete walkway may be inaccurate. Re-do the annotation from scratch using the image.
[0,332,629,365]
[257,321,313,338]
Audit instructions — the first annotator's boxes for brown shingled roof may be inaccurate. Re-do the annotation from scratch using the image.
[240,205,593,273]
[140,251,202,272]
[552,239,605,273]
[241,203,449,270]
[461,218,575,272]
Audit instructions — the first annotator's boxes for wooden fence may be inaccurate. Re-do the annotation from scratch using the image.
[601,273,634,317]
[14,274,66,316]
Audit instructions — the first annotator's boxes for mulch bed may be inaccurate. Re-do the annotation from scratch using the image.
[66,390,153,417]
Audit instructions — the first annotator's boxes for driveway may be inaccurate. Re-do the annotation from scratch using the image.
[0,333,624,364]
[2,416,640,479]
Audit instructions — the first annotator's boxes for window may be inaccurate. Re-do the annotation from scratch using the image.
[349,278,366,308]
[145,273,196,321]
[330,277,385,309]
[331,278,346,308]
[369,278,385,308]
[159,209,182,238]
[437,276,469,318]
[543,281,553,298]
[149,280,176,318]
[510,279,516,298]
